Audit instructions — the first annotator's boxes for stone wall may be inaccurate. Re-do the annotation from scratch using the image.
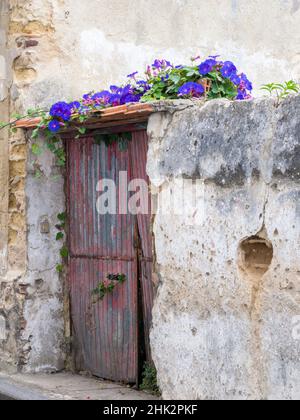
[148,96,300,400]
[0,1,65,373]
[1,0,300,380]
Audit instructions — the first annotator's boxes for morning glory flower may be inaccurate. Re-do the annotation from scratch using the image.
[220,61,237,78]
[230,73,241,86]
[240,73,253,91]
[110,85,120,94]
[50,102,72,121]
[178,82,205,98]
[109,94,121,106]
[199,59,217,75]
[236,89,252,100]
[69,101,81,111]
[48,120,61,132]
[92,91,112,106]
[152,59,172,70]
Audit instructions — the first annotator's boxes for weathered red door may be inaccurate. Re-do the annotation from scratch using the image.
[67,131,153,383]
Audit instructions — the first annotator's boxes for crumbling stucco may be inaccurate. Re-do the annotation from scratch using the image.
[1,0,300,382]
[148,96,300,400]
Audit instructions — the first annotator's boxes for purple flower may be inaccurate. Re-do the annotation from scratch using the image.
[136,80,150,94]
[122,93,140,103]
[110,85,120,94]
[48,119,61,133]
[199,59,217,75]
[240,73,253,91]
[178,82,205,98]
[236,89,252,100]
[92,90,112,106]
[69,101,81,111]
[50,102,72,121]
[220,61,237,78]
[152,59,172,70]
[230,73,241,86]
[109,94,121,106]
[83,93,92,101]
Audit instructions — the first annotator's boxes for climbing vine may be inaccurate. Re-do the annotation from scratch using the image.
[92,274,127,303]
[55,212,67,273]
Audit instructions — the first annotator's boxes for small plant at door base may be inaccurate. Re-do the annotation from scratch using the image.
[0,54,253,165]
[140,362,160,396]
[260,80,300,104]
[92,274,127,302]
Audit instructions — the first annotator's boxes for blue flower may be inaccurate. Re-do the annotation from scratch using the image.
[136,80,150,94]
[48,119,61,132]
[152,59,172,70]
[69,101,81,109]
[83,93,92,101]
[236,89,252,100]
[230,73,241,86]
[178,82,205,97]
[220,61,237,78]
[92,90,112,106]
[109,94,121,106]
[110,85,120,94]
[50,102,72,121]
[240,73,253,91]
[199,59,217,75]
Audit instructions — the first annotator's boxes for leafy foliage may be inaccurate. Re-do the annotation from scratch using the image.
[92,274,127,302]
[0,55,253,166]
[260,80,300,103]
[142,64,241,102]
[55,213,67,273]
[140,362,160,396]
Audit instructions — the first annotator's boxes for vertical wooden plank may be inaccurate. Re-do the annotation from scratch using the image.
[129,131,154,361]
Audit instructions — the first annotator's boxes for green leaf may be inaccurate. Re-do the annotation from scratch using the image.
[32,143,43,156]
[34,169,43,179]
[57,212,66,222]
[11,113,22,120]
[31,128,40,140]
[56,264,64,273]
[60,246,69,259]
[77,127,87,135]
[56,232,64,241]
[169,74,181,84]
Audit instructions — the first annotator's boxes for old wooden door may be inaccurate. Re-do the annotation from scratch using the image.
[67,131,153,384]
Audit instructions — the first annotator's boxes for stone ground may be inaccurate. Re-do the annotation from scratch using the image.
[0,372,157,400]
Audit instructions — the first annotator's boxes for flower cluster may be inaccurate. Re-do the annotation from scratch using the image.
[178,82,204,97]
[198,57,253,100]
[46,55,253,132]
